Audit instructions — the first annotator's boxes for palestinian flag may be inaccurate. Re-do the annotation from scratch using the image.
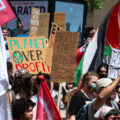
[74,1,120,86]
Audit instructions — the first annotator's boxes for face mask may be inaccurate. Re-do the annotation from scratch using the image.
[88,83,97,93]
[99,74,108,78]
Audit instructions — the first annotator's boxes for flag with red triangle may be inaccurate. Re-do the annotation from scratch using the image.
[36,75,62,120]
[74,1,120,86]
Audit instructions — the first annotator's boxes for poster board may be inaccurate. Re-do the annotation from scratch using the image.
[108,48,120,79]
[7,37,51,74]
[29,7,40,36]
[50,31,79,83]
[38,13,50,39]
[30,8,50,38]
[45,23,64,67]
[54,12,66,30]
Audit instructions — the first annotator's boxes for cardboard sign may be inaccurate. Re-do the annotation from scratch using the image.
[50,31,79,83]
[7,37,51,74]
[108,48,120,79]
[109,48,120,67]
[54,12,66,30]
[29,7,40,36]
[45,23,64,67]
[30,8,50,38]
[38,13,50,39]
[108,66,120,79]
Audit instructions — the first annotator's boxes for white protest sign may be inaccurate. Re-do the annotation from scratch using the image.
[108,48,120,79]
[108,66,120,79]
[109,48,120,67]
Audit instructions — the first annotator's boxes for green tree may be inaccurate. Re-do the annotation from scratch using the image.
[87,0,110,10]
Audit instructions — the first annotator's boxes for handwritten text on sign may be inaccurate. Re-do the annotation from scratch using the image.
[109,48,120,67]
[7,37,51,74]
[108,48,120,79]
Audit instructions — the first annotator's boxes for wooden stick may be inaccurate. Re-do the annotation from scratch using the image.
[57,83,62,110]
[8,0,22,24]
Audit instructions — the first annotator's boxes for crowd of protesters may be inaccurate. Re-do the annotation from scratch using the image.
[1,21,120,120]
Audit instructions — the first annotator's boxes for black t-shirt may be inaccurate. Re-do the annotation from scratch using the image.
[68,90,91,115]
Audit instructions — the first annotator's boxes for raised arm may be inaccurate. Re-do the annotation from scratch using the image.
[94,75,120,111]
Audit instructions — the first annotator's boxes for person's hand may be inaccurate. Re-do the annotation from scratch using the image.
[19,22,24,28]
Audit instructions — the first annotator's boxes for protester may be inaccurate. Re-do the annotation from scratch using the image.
[7,61,14,86]
[65,83,74,92]
[96,63,109,78]
[12,98,35,120]
[68,71,99,120]
[2,27,9,41]
[64,88,78,119]
[1,26,11,60]
[94,106,120,120]
[12,69,33,99]
[8,20,29,37]
[76,76,120,120]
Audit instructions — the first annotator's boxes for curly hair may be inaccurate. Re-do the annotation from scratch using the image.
[12,98,35,119]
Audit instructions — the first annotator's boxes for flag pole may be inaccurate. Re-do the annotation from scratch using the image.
[7,0,22,24]
[57,83,62,110]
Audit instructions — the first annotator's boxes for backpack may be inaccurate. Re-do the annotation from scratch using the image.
[76,104,88,120]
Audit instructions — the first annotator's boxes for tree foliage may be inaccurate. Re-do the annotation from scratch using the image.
[87,0,110,10]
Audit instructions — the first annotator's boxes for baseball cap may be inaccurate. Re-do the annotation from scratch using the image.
[96,78,113,90]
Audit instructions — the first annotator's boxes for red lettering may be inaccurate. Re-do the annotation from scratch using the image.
[35,62,40,72]
[47,65,50,72]
[29,62,36,72]
[15,64,22,70]
[42,62,45,72]
[22,63,29,72]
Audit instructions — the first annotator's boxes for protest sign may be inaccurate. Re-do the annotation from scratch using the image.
[108,48,120,79]
[7,37,51,74]
[29,7,40,36]
[108,66,120,79]
[109,48,120,67]
[38,13,50,39]
[45,23,64,67]
[54,12,66,30]
[30,8,50,38]
[50,31,79,83]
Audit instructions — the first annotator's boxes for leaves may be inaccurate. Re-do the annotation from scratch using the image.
[87,0,110,10]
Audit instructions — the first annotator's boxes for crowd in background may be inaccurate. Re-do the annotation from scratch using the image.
[2,22,120,120]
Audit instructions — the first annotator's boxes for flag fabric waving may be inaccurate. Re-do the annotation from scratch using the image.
[0,0,16,26]
[36,75,62,120]
[0,26,12,120]
[74,1,120,86]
